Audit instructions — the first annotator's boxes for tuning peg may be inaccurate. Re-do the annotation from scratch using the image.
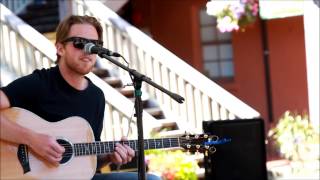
[204,134,208,138]
[209,146,216,154]
[186,135,190,140]
[186,150,190,155]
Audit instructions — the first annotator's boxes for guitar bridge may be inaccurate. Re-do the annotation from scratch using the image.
[17,144,30,173]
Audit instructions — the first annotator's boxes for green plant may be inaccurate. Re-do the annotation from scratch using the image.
[268,111,319,161]
[145,149,199,180]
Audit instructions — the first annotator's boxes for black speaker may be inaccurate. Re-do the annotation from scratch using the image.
[203,119,267,180]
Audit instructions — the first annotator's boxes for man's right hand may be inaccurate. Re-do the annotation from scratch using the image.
[28,132,65,166]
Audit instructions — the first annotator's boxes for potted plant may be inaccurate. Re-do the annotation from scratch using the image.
[206,0,259,33]
[145,149,200,180]
[268,111,319,175]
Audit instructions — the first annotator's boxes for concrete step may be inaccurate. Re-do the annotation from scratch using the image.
[152,119,179,132]
[92,68,111,78]
[144,107,165,119]
[102,77,123,88]
[117,87,134,98]
[158,129,187,138]
[17,1,59,33]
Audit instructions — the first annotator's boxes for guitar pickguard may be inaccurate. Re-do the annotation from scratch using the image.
[17,144,30,173]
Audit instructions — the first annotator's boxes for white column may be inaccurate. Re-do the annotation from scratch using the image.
[303,1,319,126]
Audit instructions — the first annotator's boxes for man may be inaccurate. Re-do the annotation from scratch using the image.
[0,15,160,180]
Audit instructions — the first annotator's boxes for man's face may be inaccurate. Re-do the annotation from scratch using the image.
[57,23,99,75]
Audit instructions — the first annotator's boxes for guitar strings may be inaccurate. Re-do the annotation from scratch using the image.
[55,139,200,157]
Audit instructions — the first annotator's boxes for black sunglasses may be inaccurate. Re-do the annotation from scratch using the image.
[61,37,103,50]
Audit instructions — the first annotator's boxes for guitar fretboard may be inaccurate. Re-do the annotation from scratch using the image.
[73,138,181,156]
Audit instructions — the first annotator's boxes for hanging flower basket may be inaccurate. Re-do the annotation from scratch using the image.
[206,0,259,33]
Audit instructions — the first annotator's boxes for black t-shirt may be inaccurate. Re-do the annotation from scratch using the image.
[1,66,105,141]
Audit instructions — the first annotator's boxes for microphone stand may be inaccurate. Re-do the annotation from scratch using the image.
[97,53,184,180]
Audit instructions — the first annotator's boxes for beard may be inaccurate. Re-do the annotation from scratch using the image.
[64,57,95,76]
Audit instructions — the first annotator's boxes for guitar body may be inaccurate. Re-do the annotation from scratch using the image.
[0,107,97,180]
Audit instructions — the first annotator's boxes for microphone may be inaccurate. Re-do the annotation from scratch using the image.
[84,43,121,57]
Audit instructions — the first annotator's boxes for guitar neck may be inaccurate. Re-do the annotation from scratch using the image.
[73,138,181,156]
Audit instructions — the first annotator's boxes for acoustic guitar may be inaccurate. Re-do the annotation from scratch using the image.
[0,107,218,179]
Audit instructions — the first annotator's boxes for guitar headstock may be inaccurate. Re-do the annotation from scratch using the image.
[179,134,231,156]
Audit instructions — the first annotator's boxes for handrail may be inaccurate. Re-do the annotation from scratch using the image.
[0,4,159,141]
[72,0,260,132]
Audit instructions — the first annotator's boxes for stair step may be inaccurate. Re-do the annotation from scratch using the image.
[128,98,152,108]
[25,1,58,11]
[17,0,59,33]
[144,107,164,119]
[23,15,59,26]
[117,88,134,98]
[103,77,123,88]
[158,129,187,137]
[19,8,58,20]
[92,68,111,78]
[152,119,178,132]
[32,24,58,34]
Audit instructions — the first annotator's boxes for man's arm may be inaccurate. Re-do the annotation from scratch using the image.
[0,90,65,165]
[0,90,32,144]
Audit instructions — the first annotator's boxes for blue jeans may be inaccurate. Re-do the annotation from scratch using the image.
[92,172,162,180]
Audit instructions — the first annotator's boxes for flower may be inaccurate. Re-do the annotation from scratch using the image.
[206,0,259,33]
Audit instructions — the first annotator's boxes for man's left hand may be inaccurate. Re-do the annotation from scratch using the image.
[109,137,135,165]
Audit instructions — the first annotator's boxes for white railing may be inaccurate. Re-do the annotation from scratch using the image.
[0,4,160,141]
[0,0,32,14]
[72,0,260,133]
[0,3,56,77]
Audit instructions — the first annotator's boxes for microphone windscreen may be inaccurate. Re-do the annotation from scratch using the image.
[84,43,96,54]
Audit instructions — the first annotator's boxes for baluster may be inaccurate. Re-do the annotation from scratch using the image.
[169,72,179,111]
[11,30,18,74]
[105,25,114,56]
[228,111,236,119]
[145,54,155,97]
[194,89,203,129]
[160,65,169,108]
[101,105,114,141]
[185,83,195,126]
[114,30,122,62]
[178,78,187,120]
[202,94,212,121]
[211,99,220,120]
[112,111,122,140]
[220,106,228,120]
[4,27,13,73]
[154,61,163,104]
[15,33,23,76]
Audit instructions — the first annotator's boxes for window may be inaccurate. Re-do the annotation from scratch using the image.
[199,9,234,80]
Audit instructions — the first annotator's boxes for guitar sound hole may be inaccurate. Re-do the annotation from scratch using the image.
[56,139,73,164]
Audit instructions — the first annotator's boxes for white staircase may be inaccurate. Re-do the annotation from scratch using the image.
[71,0,260,134]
